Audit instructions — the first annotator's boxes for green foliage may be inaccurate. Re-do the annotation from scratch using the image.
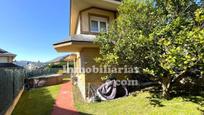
[95,0,204,97]
[47,62,68,68]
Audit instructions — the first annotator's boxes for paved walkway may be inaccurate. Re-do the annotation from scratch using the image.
[52,81,79,115]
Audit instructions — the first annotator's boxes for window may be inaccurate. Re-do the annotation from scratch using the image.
[100,22,107,32]
[90,16,108,33]
[90,20,98,32]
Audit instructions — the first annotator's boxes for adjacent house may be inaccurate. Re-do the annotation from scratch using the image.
[48,54,76,72]
[0,48,19,68]
[53,0,121,99]
[49,54,73,65]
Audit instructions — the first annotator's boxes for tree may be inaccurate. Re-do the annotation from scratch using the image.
[95,0,204,98]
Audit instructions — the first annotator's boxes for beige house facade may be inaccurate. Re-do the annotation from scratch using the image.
[54,0,121,99]
[0,48,16,63]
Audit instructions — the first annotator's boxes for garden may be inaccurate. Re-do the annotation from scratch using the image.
[73,0,204,114]
[95,0,204,99]
[1,0,204,114]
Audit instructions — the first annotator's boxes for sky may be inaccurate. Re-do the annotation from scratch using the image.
[0,0,70,62]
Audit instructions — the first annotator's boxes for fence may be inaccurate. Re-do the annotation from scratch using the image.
[0,68,25,115]
[0,68,61,115]
[26,68,60,78]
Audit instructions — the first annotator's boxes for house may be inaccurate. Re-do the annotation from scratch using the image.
[49,54,74,65]
[0,48,19,68]
[48,54,76,72]
[0,48,16,63]
[53,0,121,99]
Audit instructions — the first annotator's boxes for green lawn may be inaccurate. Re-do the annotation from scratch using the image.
[73,86,204,115]
[12,85,60,115]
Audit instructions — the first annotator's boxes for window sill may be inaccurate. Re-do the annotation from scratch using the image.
[81,31,100,35]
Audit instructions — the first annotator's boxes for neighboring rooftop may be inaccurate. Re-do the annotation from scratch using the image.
[0,48,16,57]
[49,54,70,63]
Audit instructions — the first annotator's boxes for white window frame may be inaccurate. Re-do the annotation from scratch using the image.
[90,16,108,33]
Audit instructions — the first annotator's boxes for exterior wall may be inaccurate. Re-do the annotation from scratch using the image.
[77,73,86,99]
[0,56,14,63]
[80,48,105,99]
[76,18,81,34]
[70,0,119,35]
[71,0,90,35]
[8,57,14,63]
[73,53,87,99]
[69,1,119,100]
[79,8,115,34]
[70,10,121,99]
[77,48,128,99]
[0,57,8,63]
[75,53,81,69]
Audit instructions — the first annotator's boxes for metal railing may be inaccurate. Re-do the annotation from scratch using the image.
[26,68,60,78]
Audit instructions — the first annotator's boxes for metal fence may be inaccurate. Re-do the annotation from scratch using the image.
[26,68,60,78]
[0,68,25,115]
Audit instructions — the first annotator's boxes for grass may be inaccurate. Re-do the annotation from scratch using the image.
[12,84,61,115]
[73,86,204,115]
[57,70,64,74]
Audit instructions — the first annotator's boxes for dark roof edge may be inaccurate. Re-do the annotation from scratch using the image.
[0,48,16,56]
[53,40,93,46]
[0,54,16,57]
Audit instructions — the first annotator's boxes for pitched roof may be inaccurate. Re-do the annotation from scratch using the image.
[53,34,96,46]
[0,48,7,53]
[49,54,70,63]
[0,48,16,57]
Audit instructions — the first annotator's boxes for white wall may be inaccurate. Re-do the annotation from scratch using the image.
[0,57,8,63]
